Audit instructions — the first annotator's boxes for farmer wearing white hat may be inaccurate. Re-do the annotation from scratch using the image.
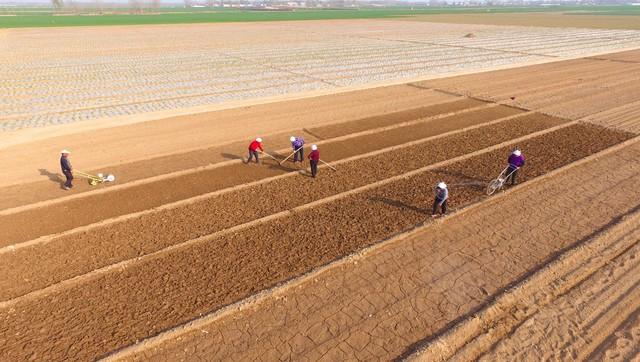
[432,181,448,217]
[244,137,264,164]
[60,149,73,190]
[308,144,320,178]
[506,148,525,185]
[290,136,305,163]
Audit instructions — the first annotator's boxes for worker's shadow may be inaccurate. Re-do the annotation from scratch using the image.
[370,197,430,215]
[38,168,64,186]
[433,169,487,192]
[220,152,243,160]
[264,160,298,173]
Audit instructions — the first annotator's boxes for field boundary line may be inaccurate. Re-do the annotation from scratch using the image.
[347,34,560,59]
[410,84,533,111]
[0,117,578,309]
[302,103,496,144]
[101,134,640,362]
[0,110,537,254]
[0,100,492,216]
[405,210,640,362]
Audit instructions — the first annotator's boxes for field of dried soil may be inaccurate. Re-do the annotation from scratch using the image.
[0,121,632,360]
[1,48,640,361]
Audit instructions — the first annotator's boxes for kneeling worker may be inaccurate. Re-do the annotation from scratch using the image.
[432,182,448,217]
[60,149,73,190]
[507,148,525,185]
[245,137,264,164]
[308,144,320,178]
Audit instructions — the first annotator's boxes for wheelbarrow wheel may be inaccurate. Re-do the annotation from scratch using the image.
[89,179,99,186]
[486,179,502,196]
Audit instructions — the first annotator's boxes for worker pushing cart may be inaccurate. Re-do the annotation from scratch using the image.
[506,148,525,185]
[486,148,526,195]
[60,149,73,190]
[432,182,448,217]
[290,136,305,163]
[244,137,264,164]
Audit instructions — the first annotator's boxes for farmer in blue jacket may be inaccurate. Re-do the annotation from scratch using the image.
[290,136,305,163]
[60,149,73,190]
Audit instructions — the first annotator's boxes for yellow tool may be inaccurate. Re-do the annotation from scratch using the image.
[73,170,116,186]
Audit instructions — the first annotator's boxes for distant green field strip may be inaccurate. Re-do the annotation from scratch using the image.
[0,6,638,28]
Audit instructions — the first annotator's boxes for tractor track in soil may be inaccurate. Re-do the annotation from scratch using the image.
[0,112,565,301]
[0,98,484,212]
[0,122,632,361]
[0,103,523,246]
[408,195,640,362]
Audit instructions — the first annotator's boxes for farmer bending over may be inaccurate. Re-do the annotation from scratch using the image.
[60,149,73,190]
[507,149,525,185]
[432,182,448,217]
[290,136,305,163]
[245,137,264,164]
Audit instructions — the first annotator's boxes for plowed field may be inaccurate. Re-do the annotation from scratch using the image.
[0,104,522,245]
[0,112,565,301]
[0,122,632,361]
[2,48,639,362]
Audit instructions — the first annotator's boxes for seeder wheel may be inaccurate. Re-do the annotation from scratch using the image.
[486,179,502,196]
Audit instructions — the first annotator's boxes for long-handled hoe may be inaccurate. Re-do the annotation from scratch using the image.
[319,159,337,171]
[279,147,303,165]
[259,150,279,162]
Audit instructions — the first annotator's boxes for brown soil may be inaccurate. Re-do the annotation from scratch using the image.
[0,105,523,246]
[477,248,640,361]
[405,12,640,30]
[591,49,640,63]
[0,112,565,301]
[581,100,640,134]
[306,98,486,139]
[0,98,479,212]
[0,131,309,211]
[128,138,640,362]
[418,51,640,121]
[0,123,631,361]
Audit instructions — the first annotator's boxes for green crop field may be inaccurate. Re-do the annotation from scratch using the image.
[0,5,638,29]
